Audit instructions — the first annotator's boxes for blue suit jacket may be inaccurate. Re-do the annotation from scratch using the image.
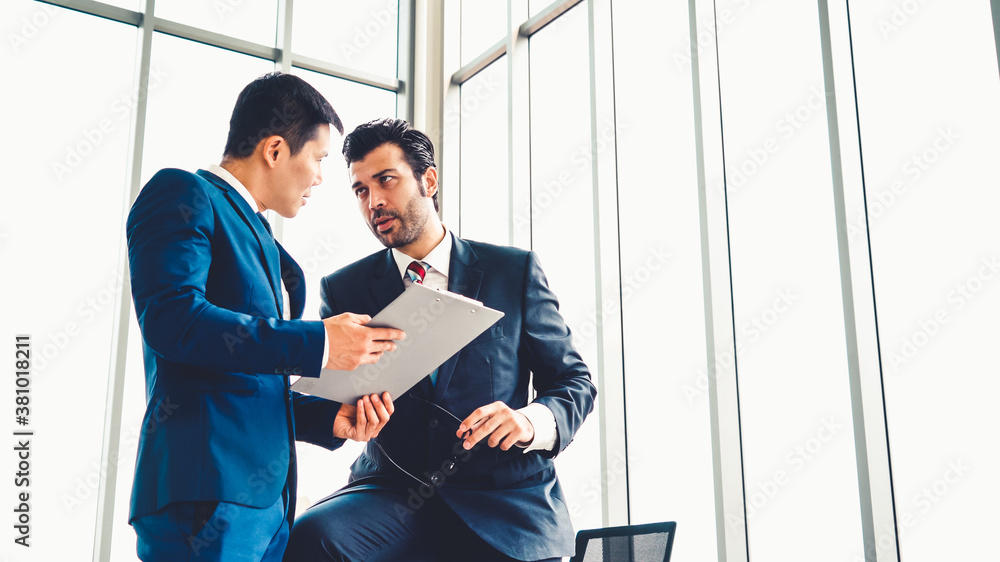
[317,235,597,560]
[125,169,341,523]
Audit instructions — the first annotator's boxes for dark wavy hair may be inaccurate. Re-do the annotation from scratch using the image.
[342,118,438,211]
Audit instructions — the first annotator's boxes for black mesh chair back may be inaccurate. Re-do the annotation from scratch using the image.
[569,521,676,562]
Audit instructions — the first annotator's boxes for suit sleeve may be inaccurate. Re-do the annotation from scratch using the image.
[520,251,597,458]
[126,170,325,377]
[289,275,348,451]
[292,393,345,450]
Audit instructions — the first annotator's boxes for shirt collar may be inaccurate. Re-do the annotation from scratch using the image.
[391,226,452,280]
[207,163,259,214]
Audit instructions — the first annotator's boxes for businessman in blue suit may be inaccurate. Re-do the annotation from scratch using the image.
[284,119,597,561]
[126,73,404,561]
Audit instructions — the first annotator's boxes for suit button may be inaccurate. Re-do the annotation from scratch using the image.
[283,367,293,375]
[274,368,282,375]
[292,367,302,375]
[428,418,439,429]
[430,473,443,486]
[443,460,456,472]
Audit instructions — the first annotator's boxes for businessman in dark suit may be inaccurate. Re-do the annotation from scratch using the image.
[284,119,597,561]
[126,73,404,561]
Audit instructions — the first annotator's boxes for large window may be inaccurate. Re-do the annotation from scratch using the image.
[528,3,605,532]
[613,1,718,560]
[716,2,863,558]
[445,0,1000,560]
[1,2,137,557]
[457,57,508,245]
[849,2,1000,560]
[10,0,1000,559]
[4,1,408,559]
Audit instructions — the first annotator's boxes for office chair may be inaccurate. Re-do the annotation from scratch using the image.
[569,521,676,562]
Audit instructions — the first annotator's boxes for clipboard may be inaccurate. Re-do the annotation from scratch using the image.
[291,283,504,403]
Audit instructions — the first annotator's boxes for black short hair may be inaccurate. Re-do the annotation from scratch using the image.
[342,118,438,211]
[223,72,343,160]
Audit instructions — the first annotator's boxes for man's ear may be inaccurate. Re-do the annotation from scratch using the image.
[261,135,286,169]
[423,166,439,198]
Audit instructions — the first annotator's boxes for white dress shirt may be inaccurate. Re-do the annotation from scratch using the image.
[206,164,331,369]
[390,226,558,454]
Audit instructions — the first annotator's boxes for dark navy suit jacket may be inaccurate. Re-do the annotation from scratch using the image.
[126,169,341,523]
[317,235,596,560]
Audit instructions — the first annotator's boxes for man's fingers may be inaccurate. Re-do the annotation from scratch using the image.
[329,312,372,325]
[370,394,391,426]
[372,340,397,353]
[382,392,394,416]
[458,403,498,436]
[366,395,384,429]
[499,432,520,451]
[355,397,368,427]
[465,415,502,450]
[368,327,406,342]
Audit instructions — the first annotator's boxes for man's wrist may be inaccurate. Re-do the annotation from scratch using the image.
[516,402,557,453]
[321,322,330,369]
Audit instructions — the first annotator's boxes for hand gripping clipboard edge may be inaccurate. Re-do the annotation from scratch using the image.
[290,283,504,403]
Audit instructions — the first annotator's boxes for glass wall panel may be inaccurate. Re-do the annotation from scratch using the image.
[0,2,136,557]
[156,0,278,46]
[293,0,399,79]
[283,69,397,515]
[528,3,604,533]
[612,1,717,559]
[460,0,507,66]
[458,58,509,246]
[6,1,404,559]
[139,34,275,185]
[715,0,864,558]
[848,2,1000,559]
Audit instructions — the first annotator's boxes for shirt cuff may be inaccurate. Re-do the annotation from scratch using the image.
[517,402,557,454]
[321,324,330,370]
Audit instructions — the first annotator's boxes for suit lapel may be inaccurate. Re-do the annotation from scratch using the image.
[433,236,483,402]
[198,169,283,317]
[370,250,405,313]
[278,243,304,319]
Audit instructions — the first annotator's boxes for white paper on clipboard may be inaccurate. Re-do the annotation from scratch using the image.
[291,283,504,403]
